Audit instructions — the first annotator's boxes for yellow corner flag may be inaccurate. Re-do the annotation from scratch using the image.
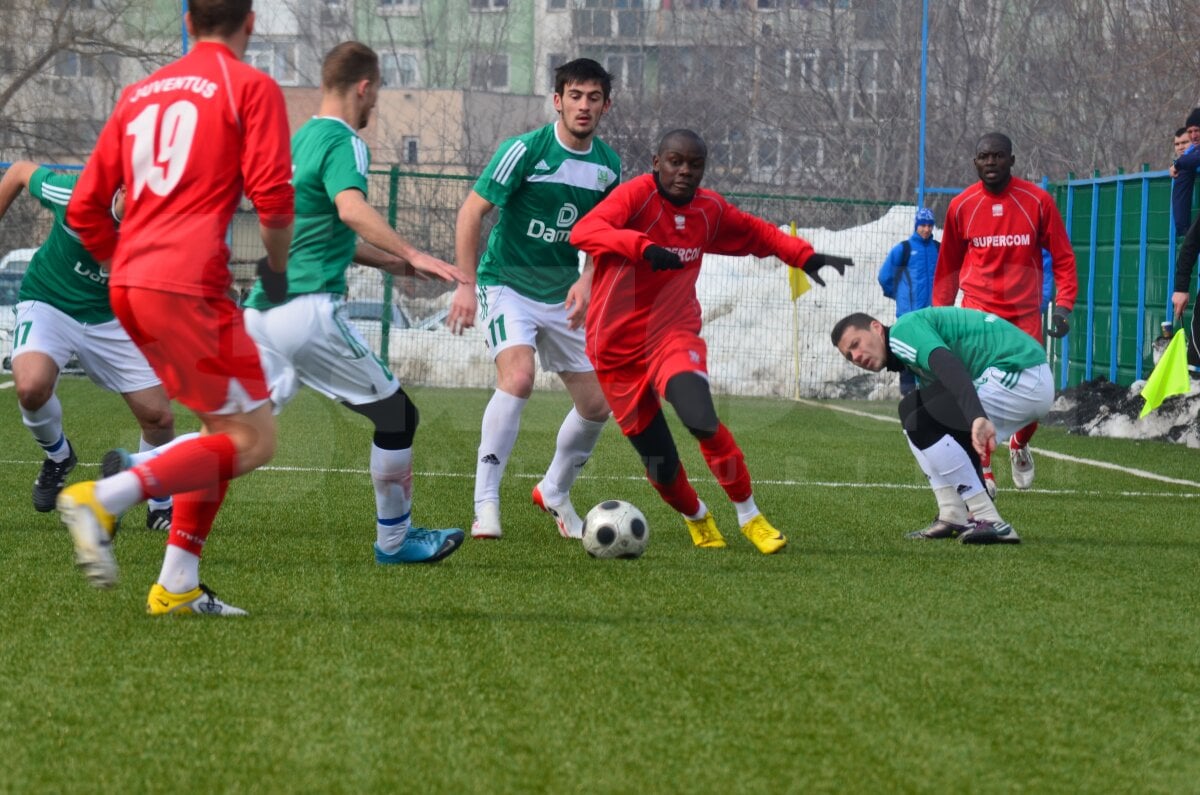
[788,221,811,301]
[1140,329,1191,418]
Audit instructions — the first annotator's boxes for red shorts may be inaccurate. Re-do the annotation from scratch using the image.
[110,286,269,415]
[962,298,1044,343]
[596,333,709,436]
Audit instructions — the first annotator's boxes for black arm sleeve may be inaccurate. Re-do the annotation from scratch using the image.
[927,347,987,423]
[1175,213,1200,294]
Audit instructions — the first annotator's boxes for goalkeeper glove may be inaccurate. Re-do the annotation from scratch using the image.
[1047,305,1071,338]
[644,245,684,271]
[802,253,853,287]
[256,256,289,304]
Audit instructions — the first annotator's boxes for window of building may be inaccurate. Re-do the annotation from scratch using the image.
[53,51,118,79]
[849,49,880,120]
[402,137,419,165]
[377,0,420,12]
[470,54,509,91]
[381,52,420,88]
[547,53,568,92]
[470,0,509,8]
[603,53,644,92]
[245,41,299,86]
[548,0,568,9]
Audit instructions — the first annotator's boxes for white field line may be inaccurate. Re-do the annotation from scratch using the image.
[795,397,1200,491]
[0,458,1195,500]
[0,380,13,390]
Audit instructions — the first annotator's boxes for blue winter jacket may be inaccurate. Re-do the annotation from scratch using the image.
[878,233,939,316]
[1172,144,1200,235]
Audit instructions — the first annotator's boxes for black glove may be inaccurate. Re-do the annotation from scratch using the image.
[644,245,683,272]
[1047,305,1071,338]
[802,253,854,287]
[256,256,288,304]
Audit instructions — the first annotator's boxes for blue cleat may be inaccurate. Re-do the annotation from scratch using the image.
[374,527,465,564]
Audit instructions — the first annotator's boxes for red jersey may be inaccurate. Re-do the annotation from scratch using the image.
[933,175,1077,322]
[68,41,293,298]
[571,174,814,368]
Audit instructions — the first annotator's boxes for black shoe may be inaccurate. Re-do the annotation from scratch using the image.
[146,507,172,531]
[959,520,1021,545]
[906,518,969,540]
[32,443,77,512]
[100,447,133,479]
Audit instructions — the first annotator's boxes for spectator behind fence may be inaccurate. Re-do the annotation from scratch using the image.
[877,206,939,395]
[1174,127,1190,158]
[1170,110,1200,238]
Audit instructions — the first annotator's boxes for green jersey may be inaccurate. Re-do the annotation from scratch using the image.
[889,307,1046,384]
[475,123,620,303]
[244,117,368,309]
[17,168,114,324]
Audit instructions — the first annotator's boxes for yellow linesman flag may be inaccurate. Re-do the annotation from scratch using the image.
[788,221,811,300]
[1140,329,1191,418]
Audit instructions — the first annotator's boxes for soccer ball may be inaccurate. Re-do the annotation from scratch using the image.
[581,500,649,559]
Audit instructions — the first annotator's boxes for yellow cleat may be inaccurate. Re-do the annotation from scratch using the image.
[147,583,248,616]
[683,513,726,548]
[57,481,118,589]
[740,514,787,555]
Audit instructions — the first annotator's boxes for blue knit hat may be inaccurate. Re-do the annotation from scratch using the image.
[914,207,935,229]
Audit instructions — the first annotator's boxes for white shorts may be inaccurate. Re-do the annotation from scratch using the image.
[477,284,592,373]
[243,293,400,410]
[11,301,161,394]
[975,363,1054,441]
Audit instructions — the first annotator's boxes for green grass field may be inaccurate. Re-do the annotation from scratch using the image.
[2,377,1198,793]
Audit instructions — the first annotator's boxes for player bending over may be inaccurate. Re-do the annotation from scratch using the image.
[833,307,1056,544]
[570,128,851,554]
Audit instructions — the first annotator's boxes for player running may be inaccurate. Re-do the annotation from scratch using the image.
[62,0,294,615]
[569,128,851,554]
[0,163,177,528]
[448,58,620,541]
[832,307,1055,544]
[933,132,1078,494]
[243,41,467,565]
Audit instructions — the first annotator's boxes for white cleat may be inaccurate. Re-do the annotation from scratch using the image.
[471,500,503,539]
[1009,442,1035,490]
[531,482,584,539]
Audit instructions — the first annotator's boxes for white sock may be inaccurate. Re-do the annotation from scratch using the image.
[903,431,936,485]
[21,394,69,460]
[932,485,970,525]
[684,499,709,522]
[129,431,201,467]
[141,436,174,511]
[158,544,200,593]
[734,497,760,526]
[964,491,1002,523]
[474,389,527,506]
[372,443,414,552]
[95,471,145,516]
[541,408,606,502]
[918,435,985,498]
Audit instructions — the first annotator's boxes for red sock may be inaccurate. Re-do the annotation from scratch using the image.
[698,423,752,503]
[133,434,237,498]
[168,479,230,557]
[648,462,701,516]
[1012,422,1038,448]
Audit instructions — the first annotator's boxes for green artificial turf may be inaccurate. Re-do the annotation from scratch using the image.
[1,378,1197,792]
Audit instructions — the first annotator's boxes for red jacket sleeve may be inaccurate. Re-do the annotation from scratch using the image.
[932,202,964,306]
[1040,197,1078,310]
[239,76,294,229]
[67,102,126,262]
[710,201,814,267]
[570,180,654,262]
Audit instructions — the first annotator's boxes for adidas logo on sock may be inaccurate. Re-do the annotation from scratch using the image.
[480,454,500,465]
